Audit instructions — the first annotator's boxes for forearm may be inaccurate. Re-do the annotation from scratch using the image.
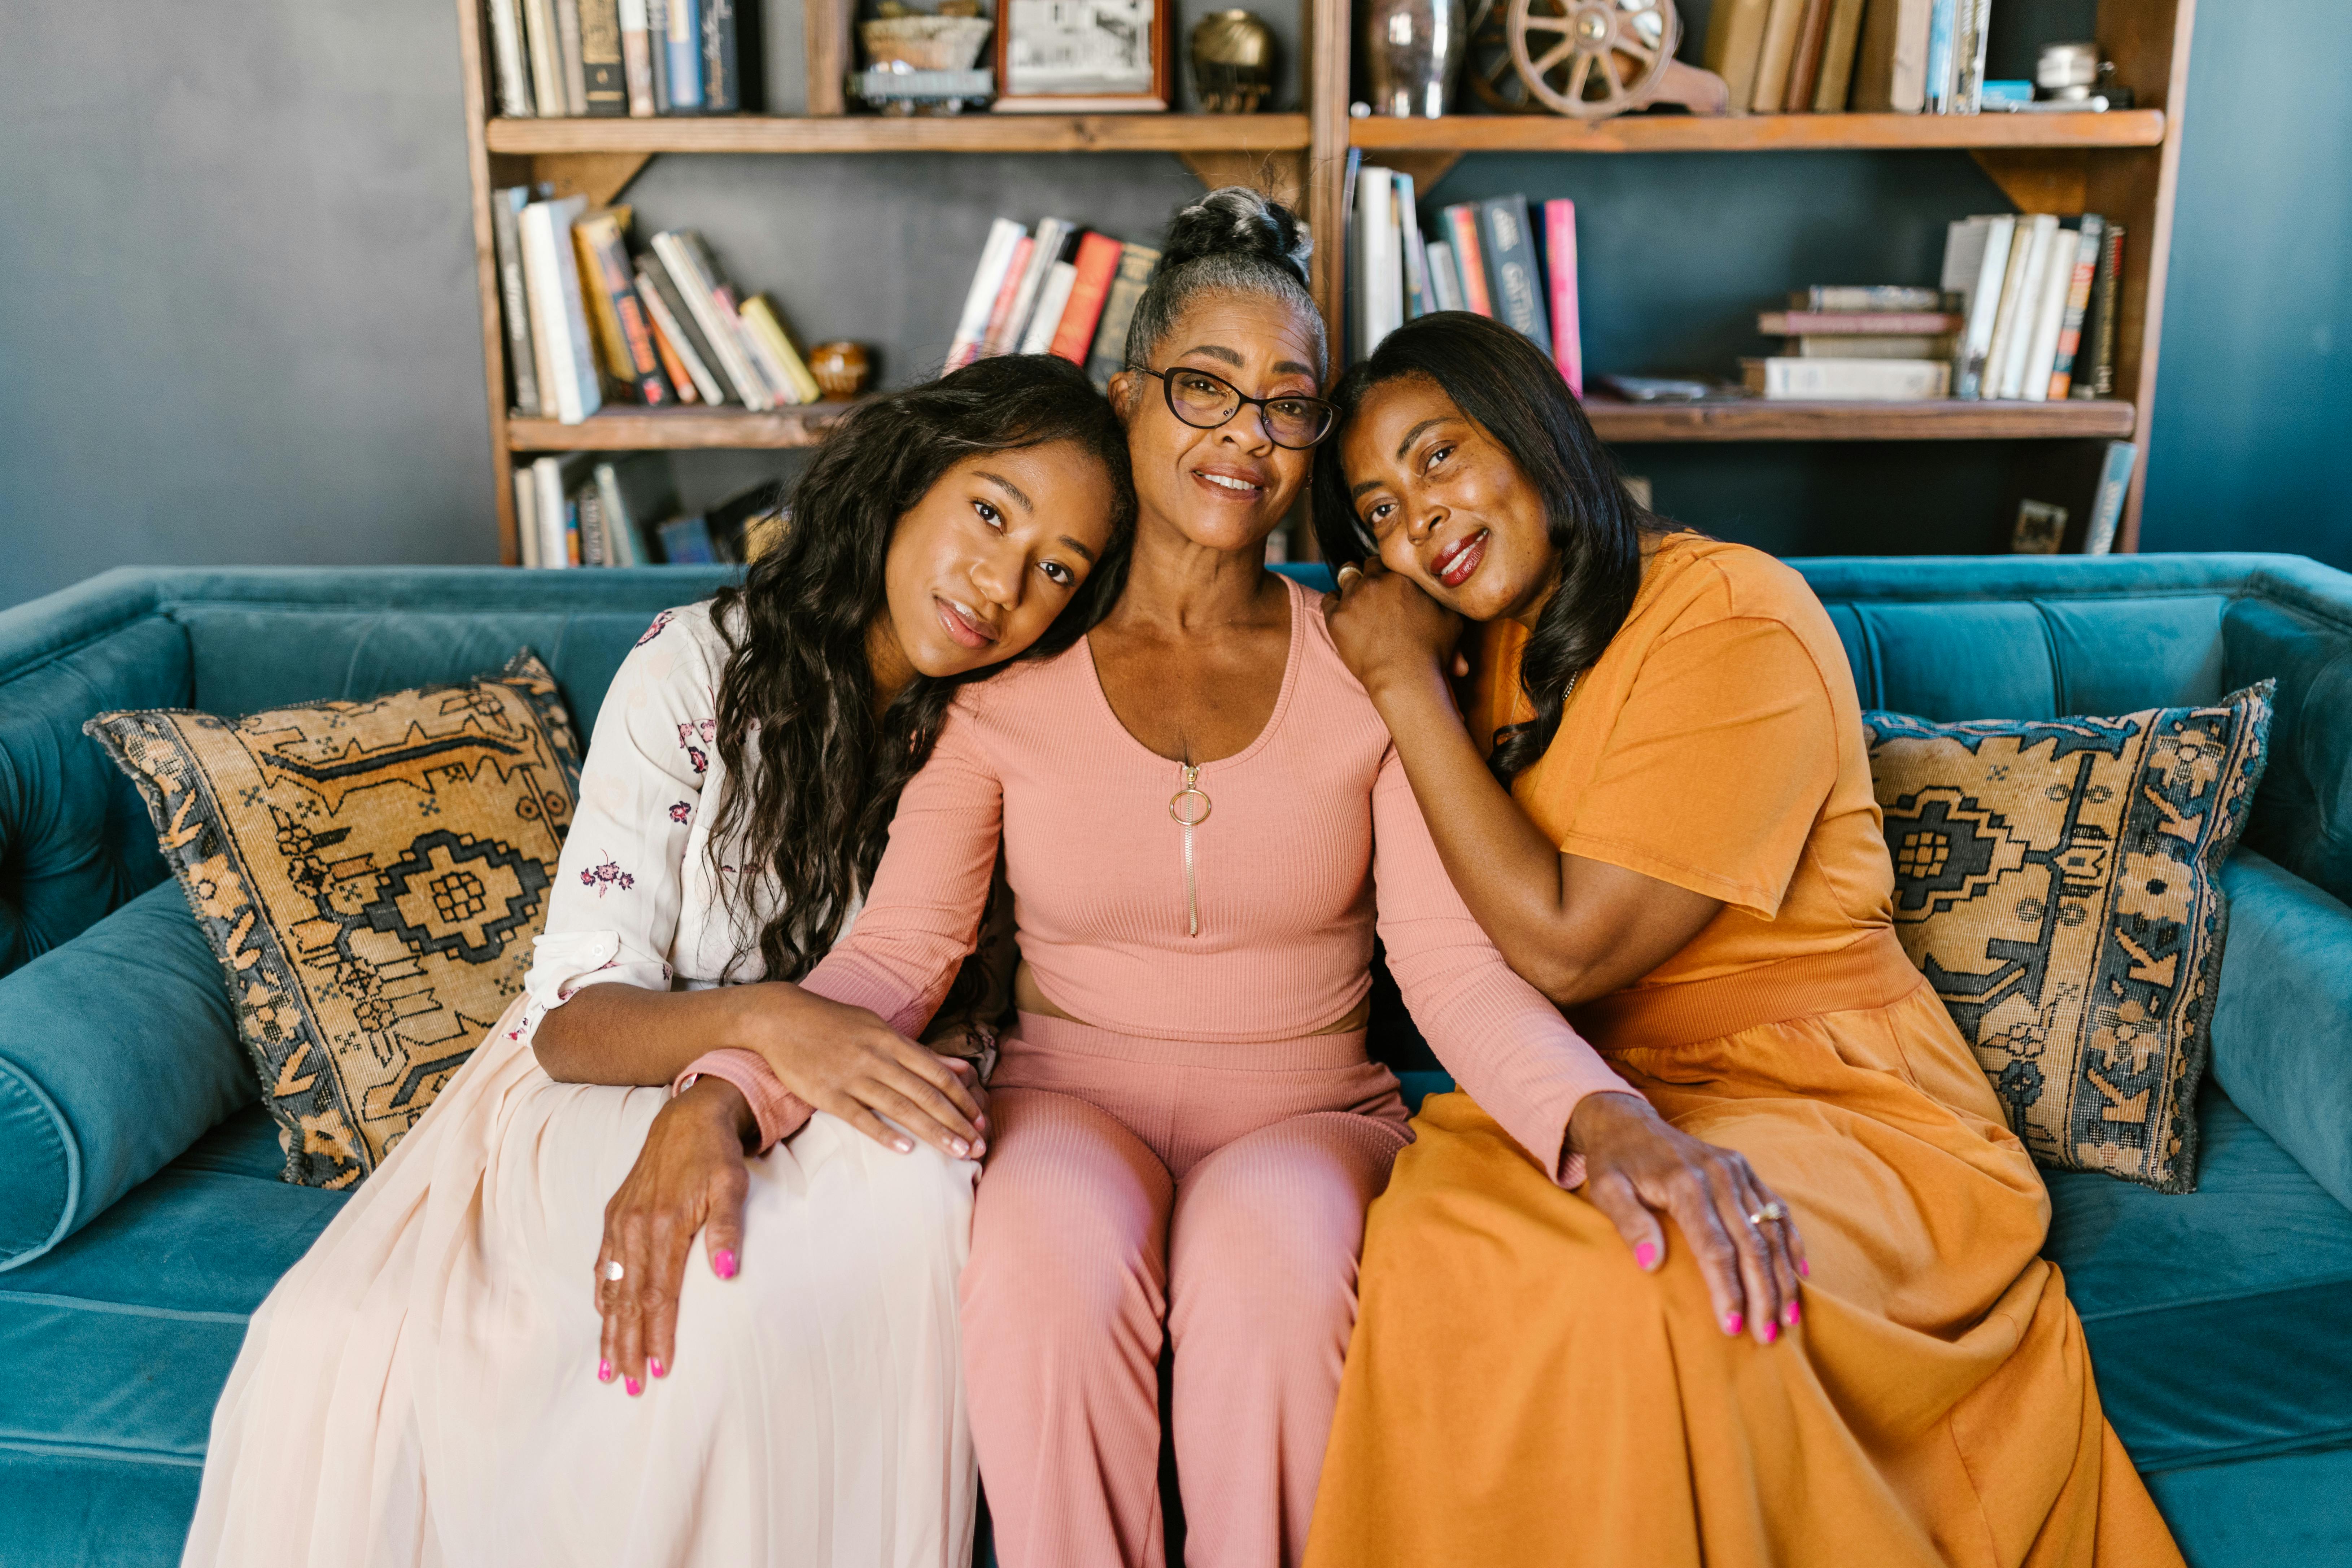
[533,982,758,1087]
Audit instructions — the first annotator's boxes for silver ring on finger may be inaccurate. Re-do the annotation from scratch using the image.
[600,1258,626,1282]
[1336,563,1363,588]
[1745,1201,1789,1228]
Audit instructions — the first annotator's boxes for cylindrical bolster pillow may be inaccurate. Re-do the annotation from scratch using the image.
[0,881,253,1270]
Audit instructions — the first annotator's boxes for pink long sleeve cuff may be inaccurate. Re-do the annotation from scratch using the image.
[672,1048,813,1154]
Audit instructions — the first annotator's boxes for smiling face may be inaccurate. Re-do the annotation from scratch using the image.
[1340,372,1562,626]
[876,440,1118,681]
[1112,290,1324,554]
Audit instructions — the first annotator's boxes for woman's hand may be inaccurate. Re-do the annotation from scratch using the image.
[1568,1091,1809,1345]
[595,1077,756,1396]
[724,983,989,1162]
[1325,556,1468,702]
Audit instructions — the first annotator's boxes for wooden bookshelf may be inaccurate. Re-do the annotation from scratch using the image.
[454,0,2194,558]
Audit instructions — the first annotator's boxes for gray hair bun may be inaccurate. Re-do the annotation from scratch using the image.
[1163,187,1313,289]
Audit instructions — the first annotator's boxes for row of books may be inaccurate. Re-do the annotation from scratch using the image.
[946,220,1162,391]
[1349,171,1583,394]
[1704,0,1993,116]
[494,191,825,423]
[514,453,784,567]
[486,0,751,118]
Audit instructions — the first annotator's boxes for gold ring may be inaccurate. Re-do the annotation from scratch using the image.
[1746,1202,1788,1227]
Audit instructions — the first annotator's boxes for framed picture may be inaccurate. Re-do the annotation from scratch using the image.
[992,0,1169,112]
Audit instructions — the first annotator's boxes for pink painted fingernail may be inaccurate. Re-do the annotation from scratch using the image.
[711,1248,737,1280]
[1799,1260,1811,1277]
[1723,1311,1743,1336]
[1784,1300,1801,1327]
[649,1357,666,1379]
[1762,1320,1779,1345]
[1634,1242,1657,1270]
[597,1358,613,1383]
[625,1376,643,1397]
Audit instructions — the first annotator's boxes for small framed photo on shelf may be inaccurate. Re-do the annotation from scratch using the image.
[992,0,1169,112]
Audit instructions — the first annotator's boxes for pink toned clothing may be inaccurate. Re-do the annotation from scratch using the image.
[719,574,1628,1567]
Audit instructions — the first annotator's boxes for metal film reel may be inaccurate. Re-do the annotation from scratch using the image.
[1507,0,1679,120]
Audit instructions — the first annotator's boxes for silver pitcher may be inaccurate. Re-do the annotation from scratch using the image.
[1364,0,1467,118]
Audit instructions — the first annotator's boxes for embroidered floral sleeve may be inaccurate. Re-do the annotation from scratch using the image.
[520,603,725,1023]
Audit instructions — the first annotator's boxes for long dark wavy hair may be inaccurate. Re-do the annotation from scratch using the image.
[706,354,1134,981]
[1312,312,1654,784]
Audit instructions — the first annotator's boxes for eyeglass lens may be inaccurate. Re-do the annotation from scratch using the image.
[1162,368,1333,448]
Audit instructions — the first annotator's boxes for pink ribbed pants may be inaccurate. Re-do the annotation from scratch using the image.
[963,1013,1412,1568]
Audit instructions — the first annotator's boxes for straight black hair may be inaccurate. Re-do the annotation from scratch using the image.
[1311,311,1652,784]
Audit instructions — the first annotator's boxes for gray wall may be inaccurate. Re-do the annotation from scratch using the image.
[2,0,2344,607]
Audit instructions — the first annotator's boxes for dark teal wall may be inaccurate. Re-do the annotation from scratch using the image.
[2138,0,2352,568]
[1,0,2343,606]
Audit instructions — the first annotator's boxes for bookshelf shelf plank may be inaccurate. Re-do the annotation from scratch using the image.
[1582,398,2139,443]
[488,113,1314,156]
[1348,110,2166,156]
[506,406,866,451]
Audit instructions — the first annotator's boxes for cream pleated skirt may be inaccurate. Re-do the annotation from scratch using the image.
[182,996,979,1568]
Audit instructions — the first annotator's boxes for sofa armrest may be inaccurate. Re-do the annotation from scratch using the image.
[0,881,253,1270]
[2210,849,2352,1211]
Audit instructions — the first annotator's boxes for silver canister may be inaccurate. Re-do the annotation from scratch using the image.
[1363,0,1468,118]
[2037,40,2100,100]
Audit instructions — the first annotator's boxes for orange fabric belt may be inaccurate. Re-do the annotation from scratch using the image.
[1568,926,1925,1054]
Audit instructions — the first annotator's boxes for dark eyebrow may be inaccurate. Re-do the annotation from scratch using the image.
[1393,418,1446,461]
[1175,344,1246,369]
[1273,359,1314,378]
[1348,479,1383,500]
[1057,534,1098,564]
[974,471,1033,513]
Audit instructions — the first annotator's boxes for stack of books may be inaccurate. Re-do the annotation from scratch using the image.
[1745,287,1958,399]
[1944,212,2123,402]
[946,219,1161,391]
[514,458,787,568]
[486,0,752,117]
[1350,170,1583,396]
[493,190,826,424]
[1704,0,1993,115]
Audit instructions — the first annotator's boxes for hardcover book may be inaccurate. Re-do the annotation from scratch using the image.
[1085,243,1161,391]
[1542,198,1581,394]
[578,0,629,113]
[1742,356,1952,398]
[1441,204,1493,317]
[1021,261,1081,356]
[2046,214,2104,398]
[489,0,537,115]
[635,253,726,402]
[575,209,673,404]
[1478,195,1550,351]
[519,195,601,423]
[666,0,704,109]
[491,188,542,416]
[1051,231,1125,364]
[2075,223,2124,398]
[950,219,1028,369]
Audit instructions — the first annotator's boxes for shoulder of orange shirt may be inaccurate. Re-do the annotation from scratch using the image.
[488,0,749,118]
[1707,0,1990,115]
[496,189,823,422]
[1345,175,1583,394]
[945,219,1157,392]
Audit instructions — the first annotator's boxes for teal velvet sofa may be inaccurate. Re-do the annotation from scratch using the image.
[4,558,2350,1567]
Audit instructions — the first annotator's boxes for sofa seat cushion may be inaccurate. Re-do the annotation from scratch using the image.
[2045,1082,2352,1472]
[0,1107,343,1472]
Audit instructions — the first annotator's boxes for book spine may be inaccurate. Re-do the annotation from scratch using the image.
[645,0,671,109]
[1395,174,1428,320]
[579,484,606,566]
[1443,205,1493,316]
[1793,334,1954,357]
[1050,233,1124,362]
[489,0,537,115]
[700,0,739,112]
[1481,196,1548,349]
[2046,214,2103,399]
[1795,284,1943,311]
[570,220,632,388]
[665,0,703,109]
[734,301,803,406]
[996,220,1070,357]
[1953,0,1990,112]
[557,0,590,114]
[979,237,1034,360]
[491,190,542,416]
[1783,0,1833,111]
[2081,441,2136,554]
[1923,0,1952,113]
[1751,0,1805,112]
[1704,0,1773,113]
[636,253,726,402]
[582,218,673,404]
[579,0,628,114]
[1812,0,1868,110]
[533,458,573,567]
[522,0,568,115]
[2017,223,2077,402]
[747,297,821,402]
[1987,215,2052,398]
[950,219,1028,369]
[1544,200,1582,396]
[1760,310,1965,334]
[1353,170,1395,359]
[639,289,698,402]
[653,230,766,407]
[521,199,601,423]
[618,0,655,115]
[1085,244,1161,390]
[594,462,640,567]
[1021,263,1080,355]
[514,467,541,567]
[1750,357,1951,398]
[1954,214,2012,398]
[2077,223,2124,398]
[1423,241,1463,313]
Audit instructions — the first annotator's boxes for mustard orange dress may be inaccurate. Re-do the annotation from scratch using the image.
[1304,534,2182,1568]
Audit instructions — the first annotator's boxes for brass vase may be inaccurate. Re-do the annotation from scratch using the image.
[1363,0,1467,118]
[1191,10,1276,113]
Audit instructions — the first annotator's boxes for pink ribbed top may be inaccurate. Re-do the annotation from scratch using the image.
[779,575,1627,1182]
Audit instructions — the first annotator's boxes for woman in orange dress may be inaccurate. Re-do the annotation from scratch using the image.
[1302,313,2182,1567]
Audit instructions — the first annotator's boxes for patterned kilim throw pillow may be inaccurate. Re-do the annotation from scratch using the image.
[1862,683,2273,1192]
[86,652,580,1189]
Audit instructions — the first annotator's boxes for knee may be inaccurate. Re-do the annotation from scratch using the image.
[964,1185,1161,1347]
[1170,1195,1363,1348]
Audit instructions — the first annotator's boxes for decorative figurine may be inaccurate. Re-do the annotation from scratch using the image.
[856,9,996,115]
[1190,10,1277,113]
[808,342,872,399]
[1506,0,1727,120]
[1363,0,1468,117]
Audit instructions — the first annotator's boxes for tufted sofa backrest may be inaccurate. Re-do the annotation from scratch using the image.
[7,555,2351,979]
[0,568,735,977]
